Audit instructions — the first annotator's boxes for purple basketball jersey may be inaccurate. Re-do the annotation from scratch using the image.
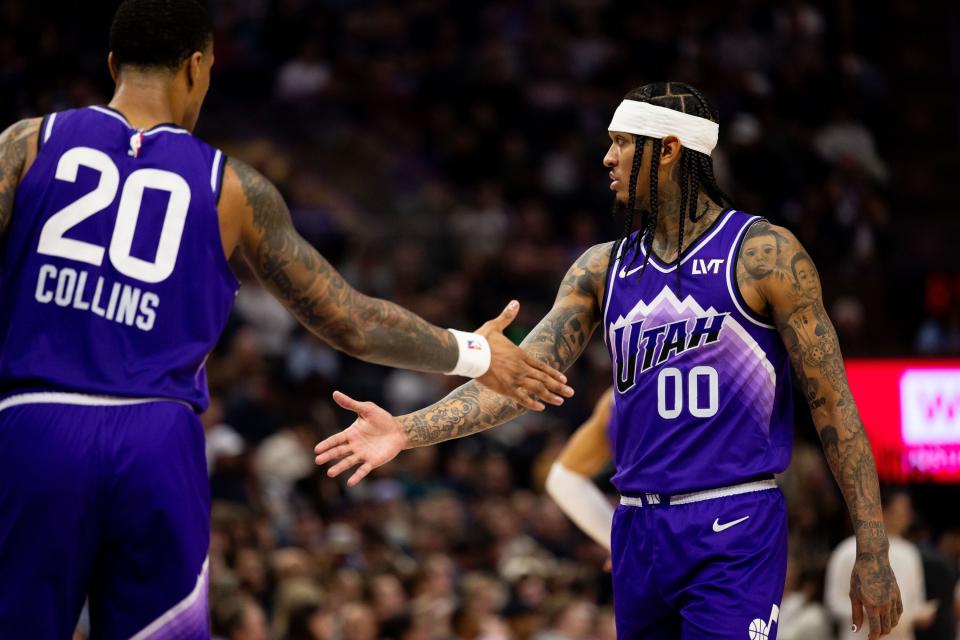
[603,209,794,495]
[0,107,238,410]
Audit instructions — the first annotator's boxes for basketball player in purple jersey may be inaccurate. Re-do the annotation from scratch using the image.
[316,82,903,639]
[0,1,572,637]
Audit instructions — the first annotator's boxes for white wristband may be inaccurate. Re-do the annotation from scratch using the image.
[447,329,492,378]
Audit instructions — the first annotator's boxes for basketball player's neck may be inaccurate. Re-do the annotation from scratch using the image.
[649,191,724,263]
[108,75,184,130]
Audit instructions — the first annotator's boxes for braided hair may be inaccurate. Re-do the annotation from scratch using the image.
[615,82,734,287]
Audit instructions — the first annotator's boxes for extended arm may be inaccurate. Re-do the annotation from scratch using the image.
[397,241,610,445]
[315,242,613,484]
[0,118,41,240]
[221,157,569,408]
[738,221,901,639]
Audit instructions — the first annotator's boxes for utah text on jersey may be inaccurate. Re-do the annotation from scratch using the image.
[610,307,729,393]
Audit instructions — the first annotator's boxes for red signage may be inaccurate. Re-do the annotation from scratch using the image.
[845,359,960,482]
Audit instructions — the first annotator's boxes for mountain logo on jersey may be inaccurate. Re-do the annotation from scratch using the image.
[607,285,779,428]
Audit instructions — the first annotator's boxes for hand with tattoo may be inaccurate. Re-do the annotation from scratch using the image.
[851,548,903,638]
[738,220,902,639]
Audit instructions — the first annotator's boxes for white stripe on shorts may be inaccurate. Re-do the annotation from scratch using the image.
[0,392,192,414]
[620,478,778,507]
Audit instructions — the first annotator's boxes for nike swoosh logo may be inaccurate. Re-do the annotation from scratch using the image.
[712,516,749,532]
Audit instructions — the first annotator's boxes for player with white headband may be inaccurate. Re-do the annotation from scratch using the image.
[316,82,902,640]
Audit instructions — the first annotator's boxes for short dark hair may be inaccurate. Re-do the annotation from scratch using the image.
[109,0,213,72]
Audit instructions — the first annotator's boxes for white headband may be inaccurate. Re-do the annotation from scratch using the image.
[608,100,719,156]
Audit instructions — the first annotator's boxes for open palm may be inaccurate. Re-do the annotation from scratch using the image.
[314,391,408,486]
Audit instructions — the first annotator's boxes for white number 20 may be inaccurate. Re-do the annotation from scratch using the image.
[657,365,719,419]
[37,146,190,284]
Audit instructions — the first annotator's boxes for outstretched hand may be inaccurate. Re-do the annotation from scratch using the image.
[314,391,407,486]
[476,300,573,411]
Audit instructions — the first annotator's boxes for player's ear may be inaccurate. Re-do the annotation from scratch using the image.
[659,135,682,166]
[186,51,203,90]
[107,52,119,83]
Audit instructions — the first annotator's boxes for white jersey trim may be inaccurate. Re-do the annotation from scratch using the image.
[623,208,737,277]
[89,105,131,127]
[87,107,189,136]
[0,392,192,414]
[142,126,189,137]
[43,113,57,143]
[725,216,777,329]
[210,149,223,193]
[602,239,627,345]
[129,556,209,640]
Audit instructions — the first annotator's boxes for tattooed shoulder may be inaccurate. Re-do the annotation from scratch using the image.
[556,241,615,307]
[0,118,42,237]
[227,156,291,229]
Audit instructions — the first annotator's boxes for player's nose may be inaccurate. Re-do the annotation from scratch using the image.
[603,149,617,167]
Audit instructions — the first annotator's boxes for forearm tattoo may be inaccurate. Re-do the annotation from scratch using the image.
[399,242,612,446]
[231,157,457,372]
[0,119,40,238]
[738,221,887,550]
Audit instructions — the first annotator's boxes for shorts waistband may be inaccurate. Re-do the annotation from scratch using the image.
[619,478,778,508]
[0,391,192,414]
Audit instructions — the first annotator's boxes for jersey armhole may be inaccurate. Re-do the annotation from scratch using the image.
[36,115,49,153]
[600,238,626,345]
[726,217,777,330]
[212,150,227,205]
[36,113,58,152]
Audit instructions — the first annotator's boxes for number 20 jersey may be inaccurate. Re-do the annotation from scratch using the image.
[0,107,238,411]
[603,209,794,495]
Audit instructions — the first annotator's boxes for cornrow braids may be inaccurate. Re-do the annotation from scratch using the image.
[635,138,661,282]
[614,81,735,290]
[620,135,646,271]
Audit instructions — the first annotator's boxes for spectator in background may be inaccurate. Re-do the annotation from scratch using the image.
[212,595,271,640]
[779,548,833,640]
[826,489,936,640]
[910,519,959,640]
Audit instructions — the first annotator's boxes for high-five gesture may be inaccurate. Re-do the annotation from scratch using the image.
[475,300,574,411]
[315,391,407,486]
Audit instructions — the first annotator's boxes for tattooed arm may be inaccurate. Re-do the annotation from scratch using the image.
[398,242,609,445]
[314,242,613,484]
[0,119,42,240]
[737,221,902,639]
[221,157,570,408]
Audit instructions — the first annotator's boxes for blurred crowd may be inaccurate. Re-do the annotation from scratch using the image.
[5,0,960,638]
